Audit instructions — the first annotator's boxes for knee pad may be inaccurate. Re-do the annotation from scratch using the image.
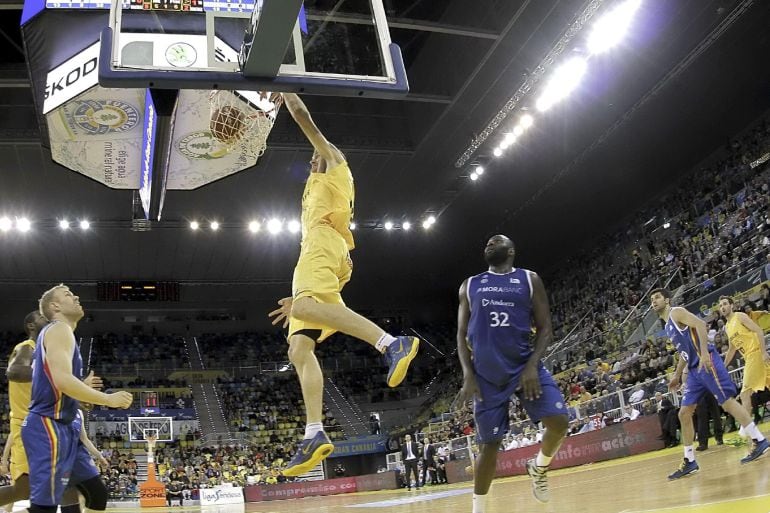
[76,476,109,511]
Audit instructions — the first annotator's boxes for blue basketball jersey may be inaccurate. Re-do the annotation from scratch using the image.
[466,268,534,385]
[664,312,713,369]
[29,321,83,423]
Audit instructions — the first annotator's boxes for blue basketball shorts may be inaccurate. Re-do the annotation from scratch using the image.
[681,352,737,406]
[21,413,100,506]
[474,362,568,444]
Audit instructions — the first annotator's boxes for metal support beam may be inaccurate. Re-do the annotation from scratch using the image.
[240,0,304,78]
[306,12,499,39]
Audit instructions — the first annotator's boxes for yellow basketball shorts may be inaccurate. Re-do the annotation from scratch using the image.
[288,226,353,342]
[740,353,770,393]
[10,417,29,481]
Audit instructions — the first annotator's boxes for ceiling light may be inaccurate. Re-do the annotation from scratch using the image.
[470,173,479,181]
[287,220,301,233]
[350,222,357,230]
[384,221,394,230]
[475,166,485,176]
[500,140,511,150]
[587,0,642,55]
[79,220,90,231]
[422,215,436,230]
[210,221,220,231]
[248,221,260,233]
[536,56,588,112]
[520,114,534,128]
[16,217,31,233]
[663,222,671,229]
[0,217,11,232]
[59,219,70,230]
[402,221,411,231]
[190,221,200,230]
[513,125,524,137]
[493,147,503,157]
[267,218,282,234]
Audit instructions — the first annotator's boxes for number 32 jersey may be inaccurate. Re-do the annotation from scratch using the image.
[466,268,534,386]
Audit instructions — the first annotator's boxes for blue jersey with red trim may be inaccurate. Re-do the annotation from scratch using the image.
[664,312,714,369]
[29,321,82,423]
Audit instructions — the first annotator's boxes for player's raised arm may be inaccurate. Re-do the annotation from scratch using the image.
[6,344,34,383]
[282,93,344,165]
[44,323,132,408]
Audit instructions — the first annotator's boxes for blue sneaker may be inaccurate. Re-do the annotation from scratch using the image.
[282,431,334,477]
[384,336,420,387]
[668,458,699,480]
[741,438,770,464]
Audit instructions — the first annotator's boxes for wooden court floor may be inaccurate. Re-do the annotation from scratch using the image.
[109,438,770,513]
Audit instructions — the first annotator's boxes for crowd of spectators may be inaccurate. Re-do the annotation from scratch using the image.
[90,332,189,373]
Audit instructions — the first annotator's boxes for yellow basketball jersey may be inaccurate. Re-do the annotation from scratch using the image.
[8,339,35,420]
[301,161,355,250]
[726,314,761,357]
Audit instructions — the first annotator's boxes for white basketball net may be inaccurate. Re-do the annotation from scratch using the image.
[208,90,280,160]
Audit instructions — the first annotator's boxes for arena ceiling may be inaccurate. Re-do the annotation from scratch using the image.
[0,0,769,304]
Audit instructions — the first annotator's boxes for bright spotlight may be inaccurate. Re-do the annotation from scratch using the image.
[536,56,587,112]
[493,147,503,157]
[475,166,485,175]
[503,132,516,144]
[267,218,282,234]
[513,125,524,137]
[588,0,642,55]
[59,219,70,230]
[248,220,260,233]
[470,173,479,181]
[210,221,220,231]
[190,221,200,230]
[16,217,31,232]
[422,215,436,230]
[427,215,436,224]
[663,222,671,229]
[500,140,511,150]
[349,222,357,230]
[402,221,411,231]
[384,221,394,230]
[520,114,534,128]
[79,220,90,231]
[287,220,301,233]
[0,217,11,232]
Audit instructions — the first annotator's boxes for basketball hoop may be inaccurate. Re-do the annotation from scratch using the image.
[208,90,281,159]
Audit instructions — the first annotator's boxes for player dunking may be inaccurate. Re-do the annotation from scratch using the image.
[22,285,133,513]
[456,235,568,508]
[719,295,770,432]
[650,288,768,480]
[268,93,420,476]
[0,311,106,513]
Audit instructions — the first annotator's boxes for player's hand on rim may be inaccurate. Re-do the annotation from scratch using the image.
[520,362,542,400]
[268,296,293,328]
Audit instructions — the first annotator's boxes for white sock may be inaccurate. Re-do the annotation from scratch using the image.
[535,450,553,468]
[472,493,488,513]
[743,422,766,442]
[684,445,695,462]
[739,425,747,438]
[375,333,397,353]
[304,422,324,439]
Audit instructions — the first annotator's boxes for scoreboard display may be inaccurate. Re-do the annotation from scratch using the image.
[45,0,256,12]
[130,0,203,12]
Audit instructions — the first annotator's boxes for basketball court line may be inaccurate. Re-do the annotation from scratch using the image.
[345,488,472,507]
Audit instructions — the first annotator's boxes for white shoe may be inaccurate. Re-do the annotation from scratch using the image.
[526,459,549,503]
